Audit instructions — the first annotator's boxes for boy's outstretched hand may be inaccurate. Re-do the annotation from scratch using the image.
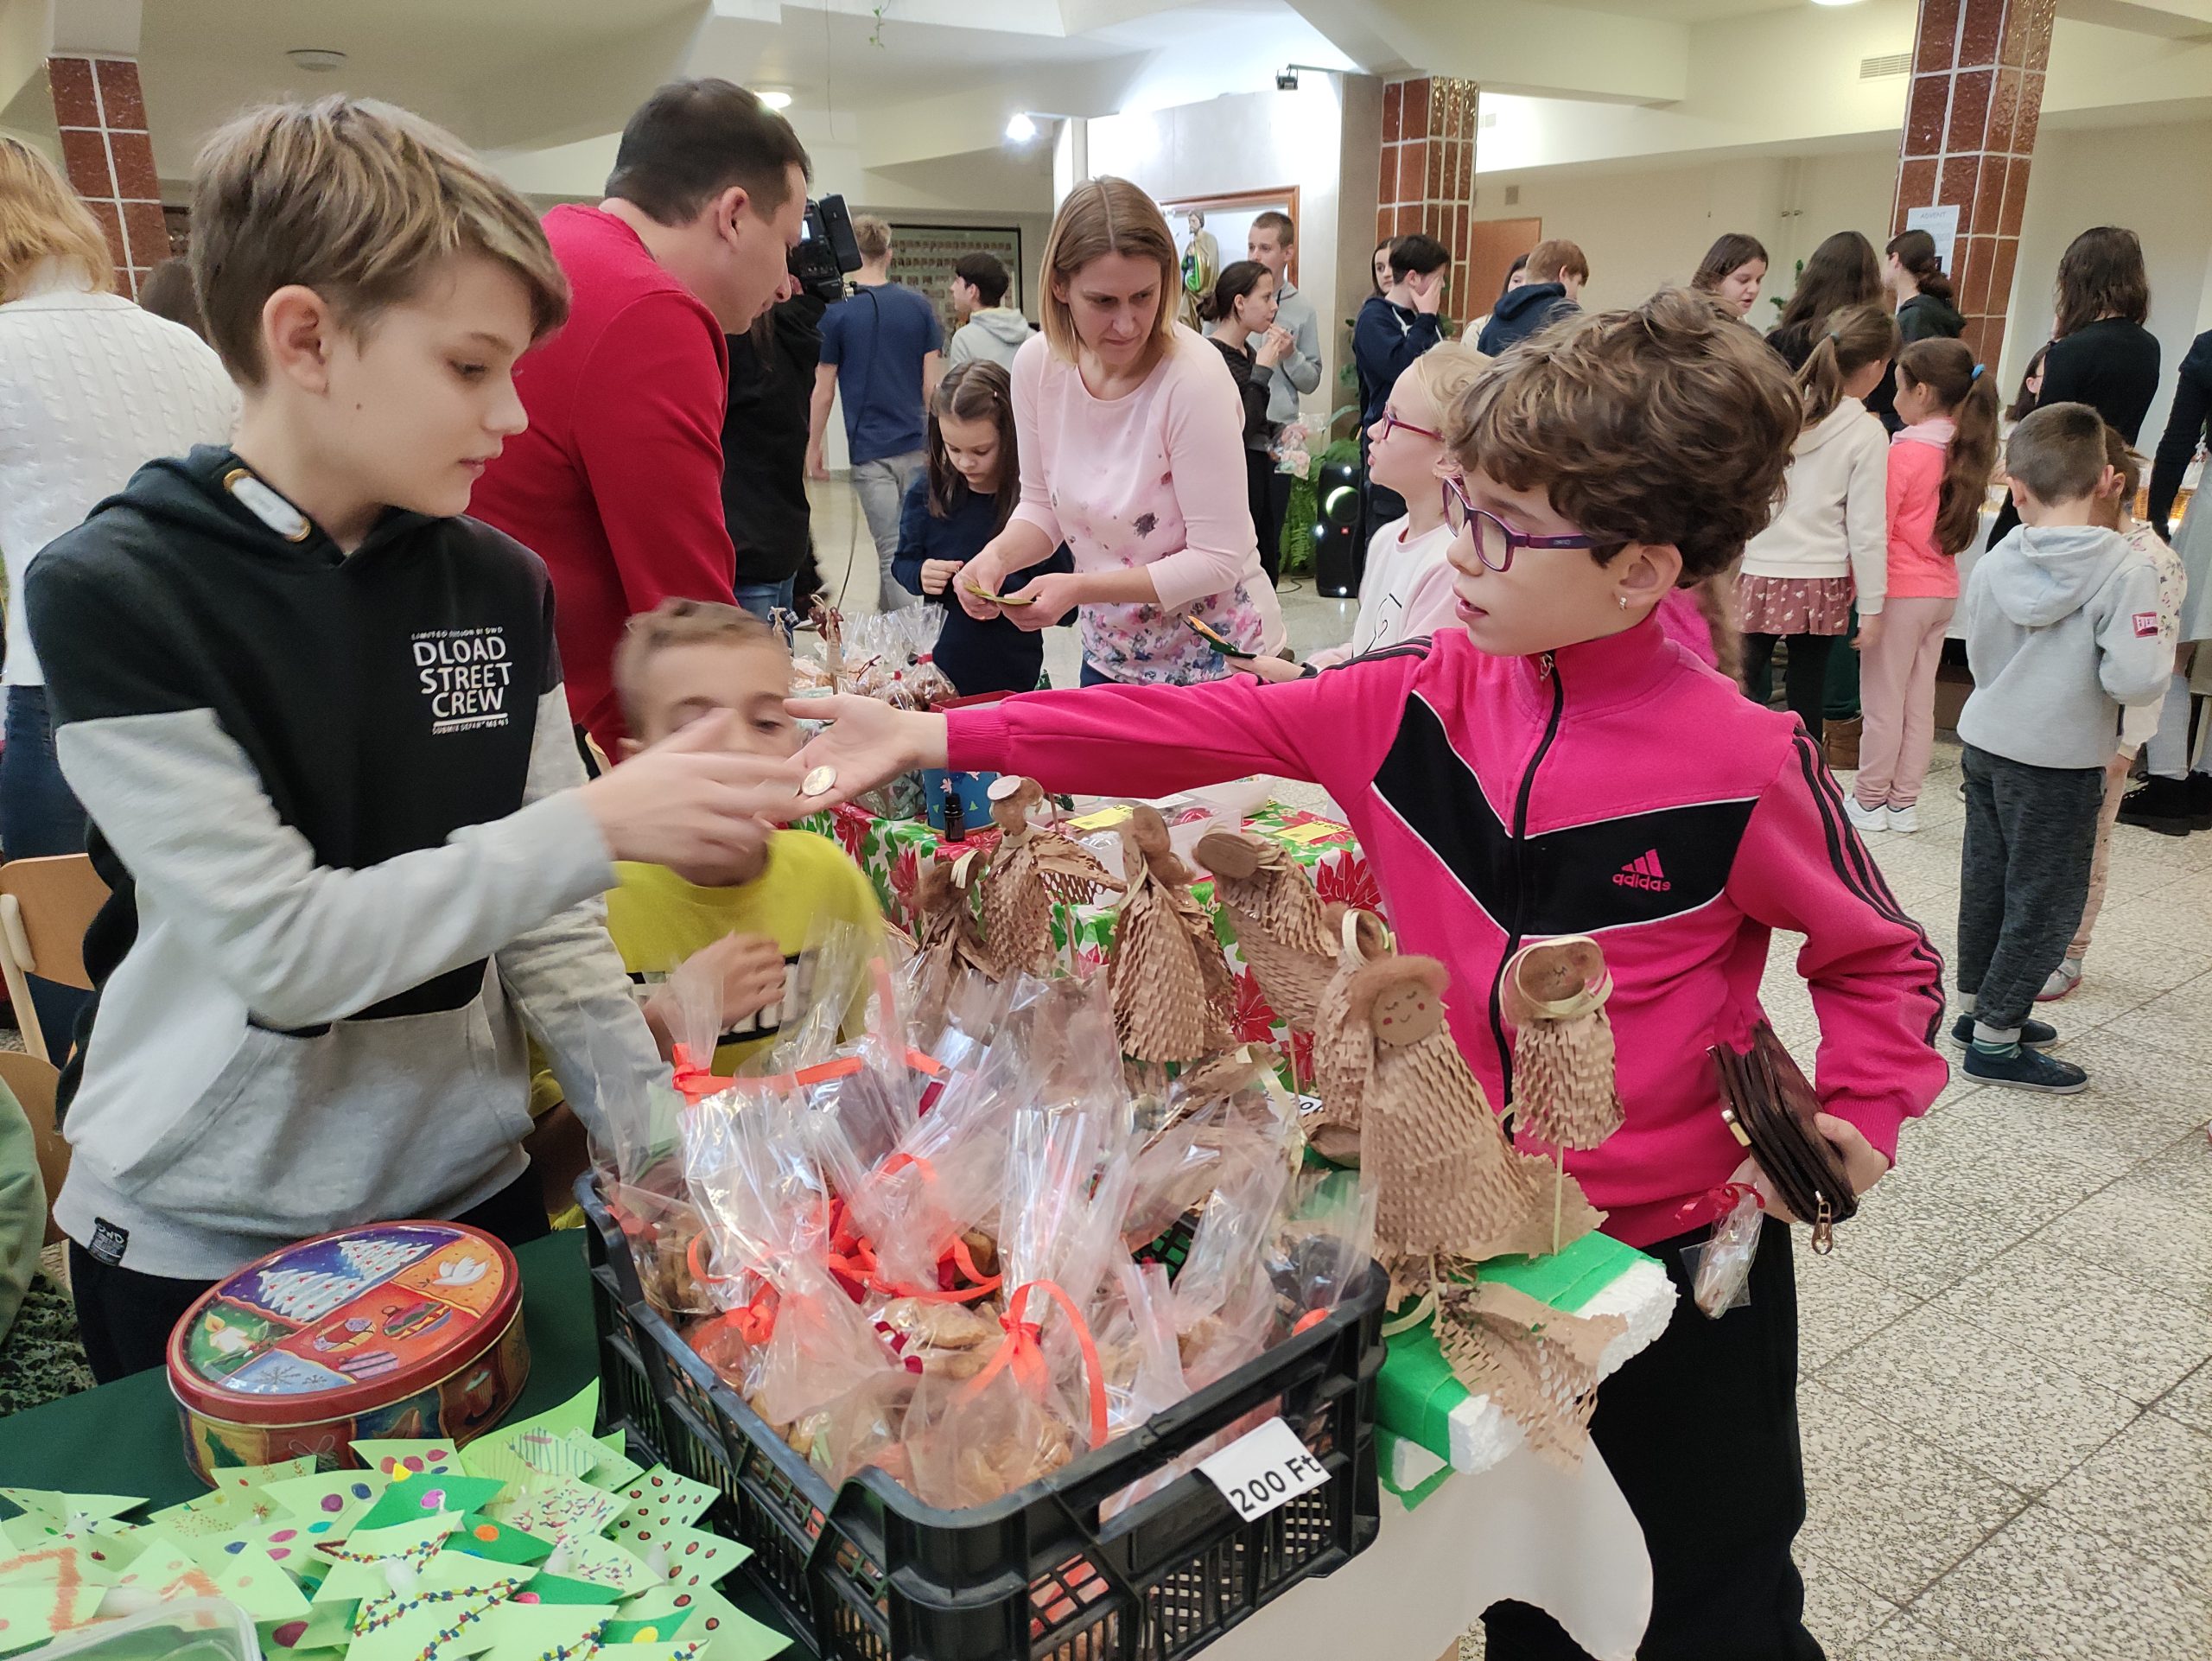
[785,694,950,805]
[1730,1111,1891,1225]
[580,711,804,869]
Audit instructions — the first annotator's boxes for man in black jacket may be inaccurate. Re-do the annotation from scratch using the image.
[1478,238,1586,356]
[723,279,825,620]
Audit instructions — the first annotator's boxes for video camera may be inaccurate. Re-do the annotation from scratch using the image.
[789,194,862,305]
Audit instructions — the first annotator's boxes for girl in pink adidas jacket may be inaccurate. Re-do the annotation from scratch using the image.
[797,293,1948,1661]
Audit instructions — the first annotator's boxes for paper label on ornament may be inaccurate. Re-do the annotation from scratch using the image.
[1195,1416,1332,1522]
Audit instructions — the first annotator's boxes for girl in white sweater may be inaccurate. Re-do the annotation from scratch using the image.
[1734,302,1899,741]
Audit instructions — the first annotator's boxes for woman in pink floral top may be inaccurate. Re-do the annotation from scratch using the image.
[956,178,1285,684]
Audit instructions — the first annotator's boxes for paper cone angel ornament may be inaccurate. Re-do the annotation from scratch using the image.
[1306,907,1393,1162]
[1332,947,1601,1297]
[909,856,1001,1032]
[1502,935,1625,1251]
[1195,827,1337,1028]
[1502,936,1626,1149]
[1433,1281,1626,1469]
[979,777,1122,975]
[1109,805,1234,1063]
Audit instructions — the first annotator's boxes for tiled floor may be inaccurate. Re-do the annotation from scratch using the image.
[808,480,2212,1661]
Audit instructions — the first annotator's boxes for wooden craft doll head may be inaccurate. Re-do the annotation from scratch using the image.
[987,775,1044,836]
[1119,804,1191,882]
[1324,902,1391,964]
[1502,936,1609,1026]
[1347,957,1450,1047]
[1194,827,1262,881]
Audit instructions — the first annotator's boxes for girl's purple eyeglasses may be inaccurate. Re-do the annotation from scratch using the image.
[1440,474,1599,573]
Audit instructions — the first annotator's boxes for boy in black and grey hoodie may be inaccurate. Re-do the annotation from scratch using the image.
[26,98,803,1380]
[1953,403,2168,1094]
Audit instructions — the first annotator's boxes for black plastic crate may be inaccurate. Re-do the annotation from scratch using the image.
[578,1174,1384,1661]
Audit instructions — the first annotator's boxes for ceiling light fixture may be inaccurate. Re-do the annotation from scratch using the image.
[1005,111,1039,143]
[286,48,347,73]
[1808,0,1867,8]
[757,88,793,111]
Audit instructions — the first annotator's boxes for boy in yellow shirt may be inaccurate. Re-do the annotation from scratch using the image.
[609,600,882,1072]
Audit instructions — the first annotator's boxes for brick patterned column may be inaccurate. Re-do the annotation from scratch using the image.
[47,56,165,298]
[1891,0,2056,367]
[1376,76,1478,272]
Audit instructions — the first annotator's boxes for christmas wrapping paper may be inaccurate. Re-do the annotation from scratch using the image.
[1375,1233,1677,1501]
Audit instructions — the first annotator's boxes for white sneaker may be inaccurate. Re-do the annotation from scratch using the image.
[1888,803,1919,834]
[1843,796,1888,834]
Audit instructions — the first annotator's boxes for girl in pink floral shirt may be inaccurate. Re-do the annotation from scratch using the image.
[956,178,1284,684]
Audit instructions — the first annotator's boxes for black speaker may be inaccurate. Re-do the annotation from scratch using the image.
[1313,459,1363,597]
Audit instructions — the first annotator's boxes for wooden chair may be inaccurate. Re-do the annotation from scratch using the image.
[0,854,107,1063]
[0,1049,67,1246]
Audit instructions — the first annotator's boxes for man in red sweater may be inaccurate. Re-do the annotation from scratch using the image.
[473,80,810,753]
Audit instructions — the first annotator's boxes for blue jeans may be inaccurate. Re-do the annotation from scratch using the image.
[733,576,796,627]
[0,685,93,1051]
[1080,663,1114,687]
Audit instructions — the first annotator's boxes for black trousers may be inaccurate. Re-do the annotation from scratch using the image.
[1956,742,2105,1033]
[1739,633,1837,745]
[1246,448,1281,588]
[69,1167,552,1383]
[1484,1218,1825,1661]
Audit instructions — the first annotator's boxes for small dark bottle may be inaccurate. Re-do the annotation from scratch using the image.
[941,777,967,843]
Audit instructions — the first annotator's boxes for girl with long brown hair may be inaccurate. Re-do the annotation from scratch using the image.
[1847,338,1999,834]
[1691,232,1768,321]
[892,360,1071,697]
[1765,230,1880,372]
[1986,226,2160,547]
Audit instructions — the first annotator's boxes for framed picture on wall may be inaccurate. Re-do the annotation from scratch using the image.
[1157,188,1301,296]
[888,224,1024,342]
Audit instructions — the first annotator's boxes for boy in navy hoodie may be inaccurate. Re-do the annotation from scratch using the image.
[26,96,804,1379]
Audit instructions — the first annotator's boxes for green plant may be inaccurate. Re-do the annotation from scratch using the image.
[870,3,888,47]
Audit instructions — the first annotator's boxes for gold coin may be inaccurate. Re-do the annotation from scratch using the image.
[801,764,837,797]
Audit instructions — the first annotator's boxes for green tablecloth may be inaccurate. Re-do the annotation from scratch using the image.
[0,1232,803,1646]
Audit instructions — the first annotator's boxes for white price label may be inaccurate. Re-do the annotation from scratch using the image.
[1197,1416,1332,1521]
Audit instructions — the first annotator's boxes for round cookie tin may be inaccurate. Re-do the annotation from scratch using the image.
[167,1220,528,1483]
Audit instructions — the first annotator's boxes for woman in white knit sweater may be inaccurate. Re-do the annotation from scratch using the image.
[1734,302,1898,744]
[0,138,237,1043]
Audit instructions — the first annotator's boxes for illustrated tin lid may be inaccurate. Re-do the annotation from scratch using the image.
[167,1220,521,1427]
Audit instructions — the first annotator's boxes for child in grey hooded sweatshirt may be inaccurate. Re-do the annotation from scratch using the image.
[1954,403,2169,1093]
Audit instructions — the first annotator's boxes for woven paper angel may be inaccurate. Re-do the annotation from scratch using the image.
[979,778,1122,975]
[1502,936,1626,1150]
[1195,827,1336,1028]
[909,856,1001,1033]
[1305,907,1394,1161]
[1109,805,1234,1063]
[1433,1281,1625,1470]
[1339,952,1601,1295]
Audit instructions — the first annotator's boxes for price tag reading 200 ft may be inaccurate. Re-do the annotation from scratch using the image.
[1196,1416,1334,1521]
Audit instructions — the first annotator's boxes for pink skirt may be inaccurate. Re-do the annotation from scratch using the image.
[1735,573,1853,637]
